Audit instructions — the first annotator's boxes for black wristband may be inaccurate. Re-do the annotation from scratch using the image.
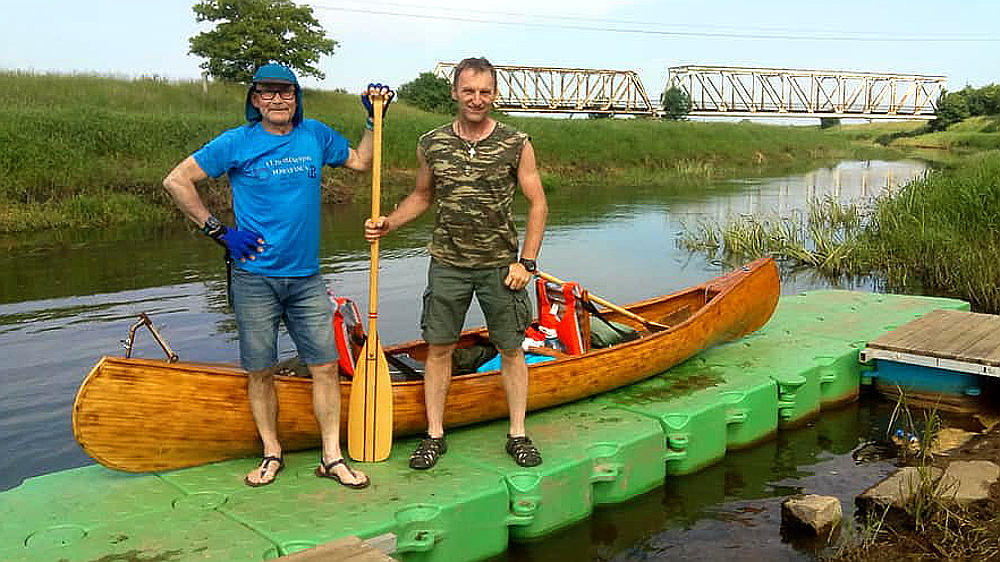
[201,215,226,239]
[518,258,537,273]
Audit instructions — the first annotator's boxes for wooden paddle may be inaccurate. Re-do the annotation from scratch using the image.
[348,94,393,462]
[537,271,670,332]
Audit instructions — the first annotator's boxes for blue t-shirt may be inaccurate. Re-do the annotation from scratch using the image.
[193,119,350,276]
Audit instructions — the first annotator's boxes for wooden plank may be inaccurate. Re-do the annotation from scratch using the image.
[957,317,1000,364]
[866,309,948,349]
[867,309,1000,363]
[930,316,1000,360]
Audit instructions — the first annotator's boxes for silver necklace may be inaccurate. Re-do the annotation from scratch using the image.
[457,123,486,159]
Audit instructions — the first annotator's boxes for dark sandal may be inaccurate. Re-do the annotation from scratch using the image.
[244,455,283,487]
[506,435,542,467]
[315,458,370,489]
[409,435,447,469]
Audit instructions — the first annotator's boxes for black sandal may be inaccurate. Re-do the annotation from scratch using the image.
[409,434,447,469]
[244,455,283,487]
[506,435,542,467]
[315,458,370,489]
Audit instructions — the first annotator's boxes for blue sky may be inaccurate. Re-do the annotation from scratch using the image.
[3,0,998,97]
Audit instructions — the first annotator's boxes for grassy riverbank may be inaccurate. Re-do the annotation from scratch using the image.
[1,71,894,233]
[682,127,1000,312]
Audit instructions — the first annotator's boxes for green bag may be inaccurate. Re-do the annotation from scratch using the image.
[452,343,499,374]
[589,319,639,348]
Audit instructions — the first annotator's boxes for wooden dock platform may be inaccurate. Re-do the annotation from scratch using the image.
[861,309,1000,378]
[860,308,999,412]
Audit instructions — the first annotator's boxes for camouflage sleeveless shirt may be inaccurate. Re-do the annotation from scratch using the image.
[419,121,529,268]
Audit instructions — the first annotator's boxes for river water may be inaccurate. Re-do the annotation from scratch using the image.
[0,160,927,558]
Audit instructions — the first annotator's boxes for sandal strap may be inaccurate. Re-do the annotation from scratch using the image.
[410,436,447,465]
[258,455,283,477]
[320,457,351,475]
[506,435,542,467]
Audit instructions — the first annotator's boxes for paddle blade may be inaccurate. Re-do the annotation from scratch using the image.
[347,334,393,462]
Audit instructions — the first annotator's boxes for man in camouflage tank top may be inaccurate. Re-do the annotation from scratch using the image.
[365,57,548,469]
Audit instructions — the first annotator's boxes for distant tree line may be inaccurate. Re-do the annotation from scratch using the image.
[930,83,1000,131]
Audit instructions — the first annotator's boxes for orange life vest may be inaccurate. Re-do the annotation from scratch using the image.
[534,278,590,355]
[329,291,363,376]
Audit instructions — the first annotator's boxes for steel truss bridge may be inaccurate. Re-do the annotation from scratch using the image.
[666,65,946,120]
[433,62,658,117]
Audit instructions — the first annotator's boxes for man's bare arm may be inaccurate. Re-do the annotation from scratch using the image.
[365,147,435,241]
[517,140,547,261]
[505,140,548,290]
[162,156,213,226]
[342,129,374,172]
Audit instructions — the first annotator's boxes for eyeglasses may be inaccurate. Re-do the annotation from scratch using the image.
[254,87,295,101]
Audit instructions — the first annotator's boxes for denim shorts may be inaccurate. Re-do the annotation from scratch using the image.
[230,268,337,372]
[421,259,532,351]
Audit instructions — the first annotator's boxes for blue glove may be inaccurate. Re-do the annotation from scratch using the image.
[213,227,263,261]
[361,83,395,119]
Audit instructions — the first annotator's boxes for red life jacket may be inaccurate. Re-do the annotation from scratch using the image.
[534,278,590,355]
[329,291,363,376]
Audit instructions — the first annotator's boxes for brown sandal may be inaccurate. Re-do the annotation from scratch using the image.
[315,458,370,489]
[244,455,283,487]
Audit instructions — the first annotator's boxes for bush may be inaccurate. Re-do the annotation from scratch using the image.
[398,72,454,114]
[660,87,691,121]
[929,90,971,131]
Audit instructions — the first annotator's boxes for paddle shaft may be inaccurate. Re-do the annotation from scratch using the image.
[367,95,383,337]
[536,271,670,331]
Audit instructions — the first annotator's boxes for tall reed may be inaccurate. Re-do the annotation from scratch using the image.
[864,151,1000,311]
[682,150,1000,313]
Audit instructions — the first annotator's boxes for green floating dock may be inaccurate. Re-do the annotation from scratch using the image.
[0,291,969,561]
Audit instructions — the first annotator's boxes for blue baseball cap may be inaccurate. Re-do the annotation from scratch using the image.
[245,63,303,125]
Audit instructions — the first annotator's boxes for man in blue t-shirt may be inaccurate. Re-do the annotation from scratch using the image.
[163,63,393,489]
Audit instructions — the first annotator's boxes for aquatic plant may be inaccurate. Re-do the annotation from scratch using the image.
[682,151,1000,314]
[679,195,868,276]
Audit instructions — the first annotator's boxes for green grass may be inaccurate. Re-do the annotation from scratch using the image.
[682,149,1000,313]
[1,70,887,233]
[862,151,1000,311]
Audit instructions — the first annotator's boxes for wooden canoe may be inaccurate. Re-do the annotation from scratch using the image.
[73,257,779,472]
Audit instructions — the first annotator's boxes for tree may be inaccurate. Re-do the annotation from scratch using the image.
[979,84,1000,115]
[819,117,841,129]
[189,0,337,84]
[398,72,454,114]
[660,87,691,120]
[929,90,971,132]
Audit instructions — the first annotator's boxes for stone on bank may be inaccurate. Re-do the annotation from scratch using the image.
[781,494,843,537]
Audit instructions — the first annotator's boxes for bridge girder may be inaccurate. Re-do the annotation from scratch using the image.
[434,62,658,117]
[667,65,946,119]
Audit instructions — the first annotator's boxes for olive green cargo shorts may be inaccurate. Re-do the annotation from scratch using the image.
[421,259,532,351]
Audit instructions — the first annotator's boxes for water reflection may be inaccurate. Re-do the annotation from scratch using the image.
[692,160,925,221]
[0,160,926,498]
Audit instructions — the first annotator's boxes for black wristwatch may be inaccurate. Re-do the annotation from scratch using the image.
[518,258,537,273]
[201,215,226,239]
